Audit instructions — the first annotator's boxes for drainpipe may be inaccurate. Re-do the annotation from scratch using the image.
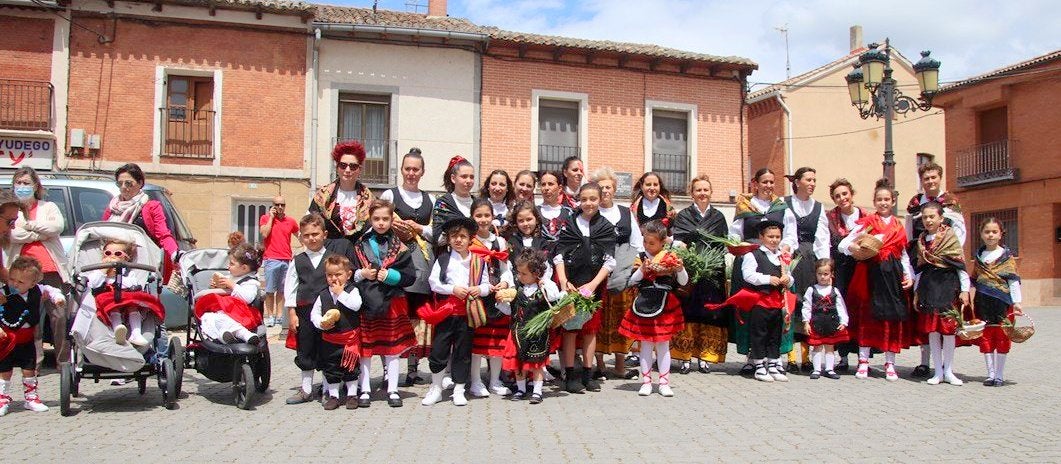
[310,28,321,194]
[773,91,794,175]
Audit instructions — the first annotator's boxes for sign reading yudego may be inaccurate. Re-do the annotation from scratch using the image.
[0,137,54,170]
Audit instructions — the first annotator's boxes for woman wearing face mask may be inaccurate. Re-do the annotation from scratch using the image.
[5,166,70,366]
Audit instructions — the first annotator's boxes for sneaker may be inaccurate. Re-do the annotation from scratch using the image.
[452,385,468,406]
[824,370,841,380]
[322,396,341,410]
[754,364,773,383]
[638,382,653,396]
[286,390,313,405]
[591,369,607,381]
[944,372,963,386]
[528,393,543,404]
[625,354,640,365]
[510,390,525,401]
[911,364,931,378]
[128,333,150,347]
[678,362,691,375]
[468,382,490,398]
[809,371,821,380]
[884,363,899,382]
[854,360,870,380]
[387,392,403,408]
[658,384,674,397]
[421,385,443,406]
[490,384,512,396]
[441,375,455,390]
[114,324,128,345]
[0,395,9,416]
[768,363,788,382]
[221,331,238,344]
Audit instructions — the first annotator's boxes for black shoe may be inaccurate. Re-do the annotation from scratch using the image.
[786,362,798,373]
[824,370,841,380]
[625,354,640,365]
[801,362,813,373]
[678,362,691,375]
[529,393,543,404]
[401,373,420,387]
[993,379,1004,387]
[983,378,995,386]
[510,390,525,401]
[591,369,607,381]
[836,358,849,372]
[739,363,755,376]
[697,362,711,374]
[809,371,821,380]
[357,395,371,408]
[387,393,403,408]
[911,364,931,378]
[565,375,585,394]
[546,365,564,380]
[582,370,601,392]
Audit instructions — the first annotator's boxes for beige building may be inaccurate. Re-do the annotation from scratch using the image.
[747,27,945,208]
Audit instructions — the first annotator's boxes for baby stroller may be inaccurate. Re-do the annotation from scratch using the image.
[60,222,184,416]
[180,248,270,410]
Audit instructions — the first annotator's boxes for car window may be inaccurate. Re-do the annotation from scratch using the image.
[43,187,74,236]
[144,189,195,245]
[71,186,112,226]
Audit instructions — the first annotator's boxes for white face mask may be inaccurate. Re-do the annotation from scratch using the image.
[14,186,34,200]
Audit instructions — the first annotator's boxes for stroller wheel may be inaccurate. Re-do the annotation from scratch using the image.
[254,349,271,393]
[59,363,74,417]
[169,337,185,398]
[161,358,177,410]
[233,361,255,410]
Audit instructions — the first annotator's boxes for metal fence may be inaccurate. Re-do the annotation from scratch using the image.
[956,139,1018,188]
[0,79,52,131]
[160,107,215,159]
[652,152,690,191]
[538,145,579,173]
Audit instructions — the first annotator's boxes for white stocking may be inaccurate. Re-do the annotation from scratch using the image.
[359,358,372,395]
[470,354,485,386]
[984,353,996,379]
[325,380,339,399]
[345,380,358,397]
[811,348,823,373]
[824,351,835,371]
[995,353,1007,381]
[488,356,503,388]
[108,311,123,330]
[920,343,930,366]
[884,351,896,365]
[942,335,956,376]
[655,341,671,384]
[385,356,400,393]
[858,346,870,361]
[300,370,314,394]
[929,332,943,377]
[128,311,144,338]
[639,341,655,383]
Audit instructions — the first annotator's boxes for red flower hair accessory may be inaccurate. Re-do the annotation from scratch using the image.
[447,155,468,173]
[332,140,366,164]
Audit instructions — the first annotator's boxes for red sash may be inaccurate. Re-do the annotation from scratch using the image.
[321,329,362,371]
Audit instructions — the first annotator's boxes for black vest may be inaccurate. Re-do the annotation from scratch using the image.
[635,198,668,226]
[317,285,360,333]
[390,188,432,225]
[786,196,822,244]
[613,206,634,245]
[510,286,551,362]
[236,275,264,312]
[809,287,841,336]
[294,251,330,306]
[751,249,782,293]
[742,208,787,241]
[1,285,41,329]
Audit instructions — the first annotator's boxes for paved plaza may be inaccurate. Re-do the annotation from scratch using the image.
[5,308,1059,463]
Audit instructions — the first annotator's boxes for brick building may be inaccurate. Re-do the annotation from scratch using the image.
[933,49,1061,306]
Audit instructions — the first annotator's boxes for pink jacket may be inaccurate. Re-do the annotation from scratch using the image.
[102,200,179,257]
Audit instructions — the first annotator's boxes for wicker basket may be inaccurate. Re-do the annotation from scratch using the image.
[957,320,986,341]
[1004,313,1036,343]
[550,304,576,329]
[851,234,884,261]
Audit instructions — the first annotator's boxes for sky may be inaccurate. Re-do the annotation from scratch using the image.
[322,0,1059,90]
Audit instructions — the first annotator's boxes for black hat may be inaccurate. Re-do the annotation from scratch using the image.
[441,216,477,236]
[757,219,784,235]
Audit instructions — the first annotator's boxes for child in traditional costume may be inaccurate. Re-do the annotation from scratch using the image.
[468,199,515,398]
[88,239,165,347]
[802,259,849,380]
[839,179,914,382]
[352,200,418,408]
[554,182,616,393]
[620,220,686,396]
[971,218,1021,387]
[0,257,64,415]
[500,249,562,404]
[193,243,264,345]
[914,202,970,386]
[310,255,363,410]
[422,217,493,407]
[505,200,553,281]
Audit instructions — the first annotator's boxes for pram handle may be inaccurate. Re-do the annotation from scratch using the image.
[81,262,159,273]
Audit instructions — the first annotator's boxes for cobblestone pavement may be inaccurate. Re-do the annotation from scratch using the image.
[4,308,1058,463]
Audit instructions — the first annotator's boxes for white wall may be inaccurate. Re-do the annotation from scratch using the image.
[316,40,479,192]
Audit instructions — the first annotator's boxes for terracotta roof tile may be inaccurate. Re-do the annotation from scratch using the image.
[939,49,1061,93]
[128,0,314,14]
[314,4,486,34]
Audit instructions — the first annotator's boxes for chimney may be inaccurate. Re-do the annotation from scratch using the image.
[428,0,447,17]
[850,25,863,52]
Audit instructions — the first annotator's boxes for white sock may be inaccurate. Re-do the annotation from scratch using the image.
[929,332,943,375]
[325,380,339,398]
[516,379,527,393]
[639,341,655,383]
[128,311,144,338]
[235,327,256,342]
[385,356,400,393]
[656,341,671,384]
[995,353,1007,381]
[108,312,123,330]
[920,344,930,366]
[825,352,835,371]
[359,358,372,394]
[532,380,543,395]
[488,356,503,388]
[858,347,870,361]
[300,370,314,394]
[984,353,996,379]
[470,354,484,385]
[0,379,6,395]
[345,380,358,396]
[942,335,956,376]
[811,349,823,373]
[884,352,896,365]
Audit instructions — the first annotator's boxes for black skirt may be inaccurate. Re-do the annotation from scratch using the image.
[974,292,1009,324]
[870,257,908,322]
[916,266,960,314]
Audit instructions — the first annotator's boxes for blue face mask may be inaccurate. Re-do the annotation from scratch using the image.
[13,186,34,200]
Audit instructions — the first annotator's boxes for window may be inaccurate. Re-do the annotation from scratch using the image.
[651,110,690,191]
[162,75,215,159]
[916,152,934,167]
[70,187,111,225]
[957,106,1016,187]
[971,208,1019,255]
[537,99,580,173]
[145,188,196,247]
[977,107,1007,145]
[233,200,271,245]
[338,93,391,185]
[44,187,74,237]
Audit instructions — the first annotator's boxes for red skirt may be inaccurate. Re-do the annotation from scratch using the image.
[360,296,417,357]
[978,326,1011,354]
[472,314,510,357]
[618,294,684,343]
[806,327,850,346]
[846,264,909,354]
[917,310,957,336]
[194,293,262,330]
[95,290,166,326]
[502,332,550,372]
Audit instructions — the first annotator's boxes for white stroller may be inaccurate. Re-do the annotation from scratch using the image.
[180,248,270,410]
[60,222,184,416]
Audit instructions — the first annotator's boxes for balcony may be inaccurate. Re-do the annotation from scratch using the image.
[653,152,691,193]
[334,138,394,185]
[955,139,1018,188]
[161,107,215,159]
[0,79,52,131]
[538,144,579,173]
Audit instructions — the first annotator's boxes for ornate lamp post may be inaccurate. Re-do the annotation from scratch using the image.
[845,38,941,184]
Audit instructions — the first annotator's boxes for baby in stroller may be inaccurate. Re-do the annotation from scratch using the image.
[86,238,165,347]
[193,243,263,345]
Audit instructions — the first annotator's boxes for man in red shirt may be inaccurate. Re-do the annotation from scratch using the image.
[260,196,299,327]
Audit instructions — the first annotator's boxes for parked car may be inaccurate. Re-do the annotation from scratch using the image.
[0,172,197,328]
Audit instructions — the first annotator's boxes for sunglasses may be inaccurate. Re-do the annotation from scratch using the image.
[116,180,138,188]
[104,250,127,258]
[337,161,361,172]
[274,203,286,207]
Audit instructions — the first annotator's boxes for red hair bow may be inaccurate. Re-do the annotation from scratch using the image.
[332,140,366,164]
[469,244,509,262]
[448,155,468,173]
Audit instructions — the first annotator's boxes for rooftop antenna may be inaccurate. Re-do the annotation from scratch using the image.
[775,24,790,79]
[372,0,378,13]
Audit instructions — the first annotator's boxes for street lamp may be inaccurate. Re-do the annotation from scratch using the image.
[845,38,941,184]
